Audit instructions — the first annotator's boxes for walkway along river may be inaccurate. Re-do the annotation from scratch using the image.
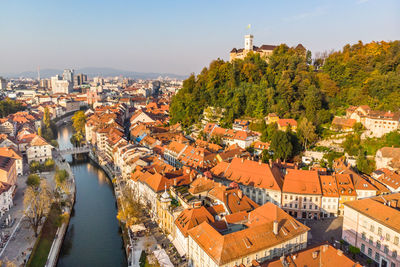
[56,124,127,267]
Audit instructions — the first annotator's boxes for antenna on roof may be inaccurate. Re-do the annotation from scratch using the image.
[37,66,40,81]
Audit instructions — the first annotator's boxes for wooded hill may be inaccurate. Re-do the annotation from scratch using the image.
[170,40,400,129]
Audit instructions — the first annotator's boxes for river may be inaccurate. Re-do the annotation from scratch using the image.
[56,124,127,267]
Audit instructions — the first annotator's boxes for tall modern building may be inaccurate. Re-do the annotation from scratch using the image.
[62,69,74,83]
[51,75,73,94]
[39,79,51,89]
[0,77,7,90]
[74,73,88,86]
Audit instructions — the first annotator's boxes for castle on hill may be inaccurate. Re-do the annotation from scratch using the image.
[229,34,277,62]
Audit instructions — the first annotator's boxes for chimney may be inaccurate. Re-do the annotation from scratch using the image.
[392,199,398,208]
[241,158,244,163]
[190,173,194,182]
[312,251,318,259]
[269,159,273,167]
[238,190,243,199]
[259,160,262,165]
[337,249,343,256]
[273,220,278,235]
[174,178,177,186]
[323,244,329,252]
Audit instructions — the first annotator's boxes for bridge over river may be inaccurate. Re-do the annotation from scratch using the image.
[58,146,90,156]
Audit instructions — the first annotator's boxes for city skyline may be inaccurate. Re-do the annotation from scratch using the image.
[1,0,399,76]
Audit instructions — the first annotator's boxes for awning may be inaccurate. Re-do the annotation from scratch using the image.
[130,223,146,232]
[172,238,186,257]
[153,248,174,267]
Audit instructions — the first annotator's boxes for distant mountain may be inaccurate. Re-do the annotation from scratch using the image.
[1,67,188,80]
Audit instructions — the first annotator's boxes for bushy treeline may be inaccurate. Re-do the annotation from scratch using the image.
[0,98,25,117]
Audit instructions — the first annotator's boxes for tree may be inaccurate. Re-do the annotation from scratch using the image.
[266,123,278,142]
[297,118,317,149]
[348,245,360,259]
[43,159,55,171]
[54,169,69,193]
[342,134,361,156]
[43,107,51,129]
[116,187,143,227]
[24,180,53,237]
[270,131,293,161]
[261,149,271,163]
[54,169,70,208]
[26,174,40,189]
[353,122,364,135]
[71,111,87,146]
[356,151,376,174]
[71,111,87,135]
[29,161,41,173]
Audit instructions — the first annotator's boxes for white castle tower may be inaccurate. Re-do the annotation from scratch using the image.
[244,34,254,51]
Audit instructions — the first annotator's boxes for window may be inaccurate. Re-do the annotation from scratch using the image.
[370,225,375,233]
[385,245,389,254]
[393,250,397,259]
[309,205,312,209]
[377,241,381,249]
[375,252,380,262]
[362,232,366,240]
[285,195,288,200]
[387,233,391,241]
[369,236,373,245]
[391,262,395,267]
[395,236,399,245]
[378,227,383,236]
[368,248,372,257]
[361,243,365,253]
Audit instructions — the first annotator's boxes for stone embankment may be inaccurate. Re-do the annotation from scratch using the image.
[44,151,76,267]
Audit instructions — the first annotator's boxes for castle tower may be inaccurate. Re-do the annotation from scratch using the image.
[244,34,253,51]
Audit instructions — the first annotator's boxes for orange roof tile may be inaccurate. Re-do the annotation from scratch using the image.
[283,169,321,195]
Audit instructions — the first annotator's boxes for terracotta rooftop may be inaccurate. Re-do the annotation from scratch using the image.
[211,158,283,191]
[320,175,339,198]
[344,193,400,233]
[283,169,321,195]
[261,243,361,267]
[188,203,309,265]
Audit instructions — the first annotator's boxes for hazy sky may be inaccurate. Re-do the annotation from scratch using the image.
[0,0,399,75]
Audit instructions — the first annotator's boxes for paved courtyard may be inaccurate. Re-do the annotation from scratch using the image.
[301,216,344,246]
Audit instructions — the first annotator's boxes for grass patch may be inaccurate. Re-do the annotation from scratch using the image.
[139,250,160,267]
[27,205,61,267]
[361,131,400,155]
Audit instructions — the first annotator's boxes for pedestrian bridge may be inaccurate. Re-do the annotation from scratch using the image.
[59,146,90,156]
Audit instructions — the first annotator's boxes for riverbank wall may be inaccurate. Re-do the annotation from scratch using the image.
[44,154,77,267]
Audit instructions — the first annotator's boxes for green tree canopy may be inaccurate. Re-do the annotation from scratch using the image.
[270,131,293,161]
[26,174,40,189]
